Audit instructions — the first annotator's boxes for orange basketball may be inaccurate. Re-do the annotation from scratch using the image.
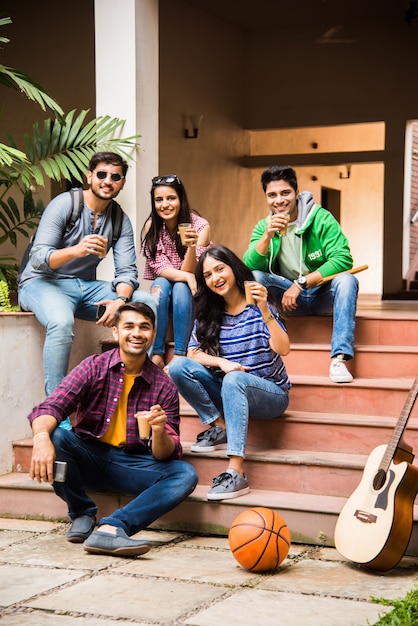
[228,507,291,572]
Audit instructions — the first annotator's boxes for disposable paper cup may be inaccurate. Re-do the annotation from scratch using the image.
[136,411,152,440]
[178,223,191,246]
[98,235,108,259]
[244,281,256,305]
[279,214,290,236]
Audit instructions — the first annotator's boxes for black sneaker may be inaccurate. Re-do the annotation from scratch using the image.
[190,425,227,453]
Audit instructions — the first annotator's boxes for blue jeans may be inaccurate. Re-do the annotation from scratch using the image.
[168,357,289,458]
[51,428,198,536]
[253,271,359,360]
[150,277,194,356]
[19,277,157,395]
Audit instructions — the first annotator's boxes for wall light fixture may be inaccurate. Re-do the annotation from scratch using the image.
[184,114,203,139]
[339,165,351,179]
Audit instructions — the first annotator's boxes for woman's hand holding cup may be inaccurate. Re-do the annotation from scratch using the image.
[178,223,198,247]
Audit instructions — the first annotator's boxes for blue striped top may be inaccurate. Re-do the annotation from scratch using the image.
[189,305,291,390]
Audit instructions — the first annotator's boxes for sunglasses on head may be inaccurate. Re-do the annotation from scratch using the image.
[152,175,181,186]
[96,170,124,182]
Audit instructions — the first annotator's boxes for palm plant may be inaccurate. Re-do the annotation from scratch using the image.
[0,16,140,305]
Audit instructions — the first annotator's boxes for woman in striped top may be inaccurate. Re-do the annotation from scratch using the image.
[168,245,291,501]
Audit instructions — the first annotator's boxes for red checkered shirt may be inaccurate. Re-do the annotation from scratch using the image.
[28,348,182,458]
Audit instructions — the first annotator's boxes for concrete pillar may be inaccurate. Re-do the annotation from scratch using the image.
[94,0,159,282]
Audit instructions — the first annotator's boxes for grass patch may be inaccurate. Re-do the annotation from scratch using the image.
[369,585,418,625]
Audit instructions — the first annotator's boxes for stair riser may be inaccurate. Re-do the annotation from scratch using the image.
[288,385,410,416]
[284,348,418,378]
[14,411,418,474]
[2,480,418,555]
[285,316,418,346]
[178,417,418,456]
[0,484,341,546]
[184,455,364,497]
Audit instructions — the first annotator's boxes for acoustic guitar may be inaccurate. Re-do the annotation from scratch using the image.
[334,374,418,571]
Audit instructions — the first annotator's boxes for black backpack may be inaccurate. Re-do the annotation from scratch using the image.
[18,188,123,280]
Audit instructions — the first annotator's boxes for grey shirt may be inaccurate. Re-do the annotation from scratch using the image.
[18,191,139,291]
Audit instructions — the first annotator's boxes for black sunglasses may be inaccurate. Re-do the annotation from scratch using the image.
[152,175,181,186]
[96,170,124,182]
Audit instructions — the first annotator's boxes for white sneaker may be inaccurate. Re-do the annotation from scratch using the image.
[329,355,353,383]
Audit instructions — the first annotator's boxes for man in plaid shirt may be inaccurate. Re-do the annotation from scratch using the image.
[28,302,198,557]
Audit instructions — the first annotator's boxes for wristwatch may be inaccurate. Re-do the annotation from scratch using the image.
[117,295,130,303]
[297,276,307,288]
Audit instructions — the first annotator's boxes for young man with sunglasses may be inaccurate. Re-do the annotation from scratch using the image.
[19,152,157,406]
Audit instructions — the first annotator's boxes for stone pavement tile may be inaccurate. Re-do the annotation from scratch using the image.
[117,542,260,584]
[181,535,309,559]
[1,533,121,570]
[259,558,418,601]
[0,530,35,548]
[0,613,136,626]
[0,564,86,606]
[311,546,418,569]
[136,528,184,544]
[0,518,62,533]
[26,573,227,623]
[182,588,390,626]
[180,535,231,549]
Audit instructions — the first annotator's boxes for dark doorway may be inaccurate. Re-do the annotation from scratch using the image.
[321,187,341,222]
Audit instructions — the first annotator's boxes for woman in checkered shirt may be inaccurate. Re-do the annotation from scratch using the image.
[141,175,212,369]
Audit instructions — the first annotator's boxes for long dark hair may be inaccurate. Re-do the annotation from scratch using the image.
[141,175,197,259]
[194,246,255,355]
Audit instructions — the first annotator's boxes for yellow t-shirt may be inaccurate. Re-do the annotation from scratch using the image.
[100,373,137,447]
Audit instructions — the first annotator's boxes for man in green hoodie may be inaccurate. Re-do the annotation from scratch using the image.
[243,165,358,383]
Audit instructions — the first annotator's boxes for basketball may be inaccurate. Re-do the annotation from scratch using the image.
[228,507,291,572]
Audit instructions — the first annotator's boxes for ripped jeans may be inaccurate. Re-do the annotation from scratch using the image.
[150,277,194,356]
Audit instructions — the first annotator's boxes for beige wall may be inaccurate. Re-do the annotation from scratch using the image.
[1,0,418,296]
[158,0,252,256]
[159,2,418,296]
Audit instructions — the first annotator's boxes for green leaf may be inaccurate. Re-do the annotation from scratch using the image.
[33,122,44,160]
[50,117,62,154]
[41,118,52,159]
[65,109,89,147]
[0,65,64,120]
[23,133,35,164]
[58,109,76,151]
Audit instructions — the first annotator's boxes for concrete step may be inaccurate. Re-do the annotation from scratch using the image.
[287,376,416,416]
[285,314,418,346]
[182,446,368,498]
[284,343,418,378]
[178,409,418,456]
[1,473,418,556]
[10,437,368,498]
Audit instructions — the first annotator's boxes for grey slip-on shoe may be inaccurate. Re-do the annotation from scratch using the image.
[83,526,151,558]
[67,515,96,543]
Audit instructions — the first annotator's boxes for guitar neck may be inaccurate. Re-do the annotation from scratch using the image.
[380,374,418,470]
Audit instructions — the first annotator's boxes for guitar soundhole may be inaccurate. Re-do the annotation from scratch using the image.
[373,469,387,490]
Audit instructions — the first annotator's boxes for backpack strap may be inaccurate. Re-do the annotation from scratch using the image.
[110,200,123,244]
[18,188,84,282]
[66,188,84,231]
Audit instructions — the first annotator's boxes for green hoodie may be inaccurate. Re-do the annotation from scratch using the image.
[243,191,353,279]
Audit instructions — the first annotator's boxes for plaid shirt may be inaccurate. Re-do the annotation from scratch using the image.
[28,348,182,459]
[143,213,211,280]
